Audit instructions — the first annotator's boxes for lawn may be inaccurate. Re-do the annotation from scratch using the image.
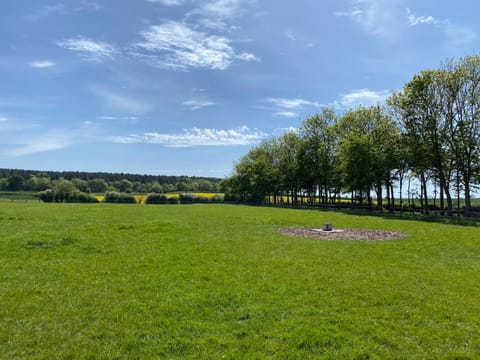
[0,203,479,359]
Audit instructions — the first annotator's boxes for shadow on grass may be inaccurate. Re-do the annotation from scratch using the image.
[322,208,480,227]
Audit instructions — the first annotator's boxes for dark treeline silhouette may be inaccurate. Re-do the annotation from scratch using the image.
[0,168,220,194]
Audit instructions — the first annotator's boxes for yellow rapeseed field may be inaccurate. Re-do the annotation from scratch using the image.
[95,192,222,204]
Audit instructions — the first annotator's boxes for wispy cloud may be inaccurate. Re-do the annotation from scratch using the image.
[4,129,75,156]
[444,23,476,47]
[6,141,67,156]
[91,87,152,114]
[26,1,101,21]
[2,120,102,156]
[183,99,216,110]
[26,3,66,21]
[265,97,322,118]
[57,37,118,62]
[273,111,297,118]
[236,52,261,62]
[339,89,390,108]
[405,9,476,48]
[111,126,265,147]
[267,98,321,109]
[406,8,435,27]
[185,0,256,32]
[29,60,56,68]
[75,0,102,11]
[189,0,251,22]
[132,21,259,70]
[145,0,187,5]
[335,0,403,40]
[285,31,297,41]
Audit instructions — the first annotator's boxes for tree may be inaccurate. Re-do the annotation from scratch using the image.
[337,106,400,209]
[148,182,164,194]
[276,131,302,206]
[72,178,89,192]
[447,56,480,214]
[115,179,133,193]
[298,108,338,204]
[24,175,51,191]
[88,178,108,193]
[6,175,24,191]
[389,70,454,214]
[54,179,77,202]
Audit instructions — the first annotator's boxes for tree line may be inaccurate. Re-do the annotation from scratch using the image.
[220,55,480,215]
[0,169,220,194]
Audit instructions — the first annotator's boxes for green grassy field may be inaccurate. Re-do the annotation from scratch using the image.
[0,191,39,202]
[1,203,479,359]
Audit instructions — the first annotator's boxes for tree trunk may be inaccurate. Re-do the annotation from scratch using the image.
[422,174,429,214]
[390,182,395,211]
[399,172,404,210]
[464,179,471,215]
[376,183,383,210]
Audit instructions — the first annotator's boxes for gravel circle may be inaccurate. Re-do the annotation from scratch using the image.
[276,227,407,241]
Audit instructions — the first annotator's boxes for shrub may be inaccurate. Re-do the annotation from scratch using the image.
[145,193,168,204]
[38,189,54,203]
[167,197,179,205]
[211,195,224,203]
[102,191,137,204]
[179,193,197,204]
[75,192,99,203]
[38,190,99,203]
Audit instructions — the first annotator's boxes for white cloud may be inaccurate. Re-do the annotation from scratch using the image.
[57,37,117,62]
[274,126,298,134]
[183,99,216,110]
[266,98,321,109]
[111,126,265,147]
[406,8,435,27]
[29,60,56,68]
[274,111,297,118]
[0,116,8,122]
[334,9,362,18]
[405,9,476,47]
[91,87,152,114]
[265,97,322,118]
[236,52,261,62]
[4,129,74,156]
[192,0,249,21]
[285,31,297,41]
[340,89,390,108]
[145,0,186,5]
[186,0,255,31]
[334,0,403,40]
[133,21,258,70]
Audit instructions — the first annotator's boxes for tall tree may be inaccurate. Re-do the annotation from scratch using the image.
[389,70,454,214]
[448,56,480,213]
[337,106,400,209]
[298,108,338,204]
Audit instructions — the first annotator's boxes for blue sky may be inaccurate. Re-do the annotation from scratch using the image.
[1,0,478,177]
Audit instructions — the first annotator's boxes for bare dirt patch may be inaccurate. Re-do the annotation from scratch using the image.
[276,227,407,241]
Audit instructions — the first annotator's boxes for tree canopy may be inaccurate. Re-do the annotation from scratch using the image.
[223,55,480,215]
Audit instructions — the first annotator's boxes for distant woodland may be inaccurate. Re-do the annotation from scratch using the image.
[0,168,220,194]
